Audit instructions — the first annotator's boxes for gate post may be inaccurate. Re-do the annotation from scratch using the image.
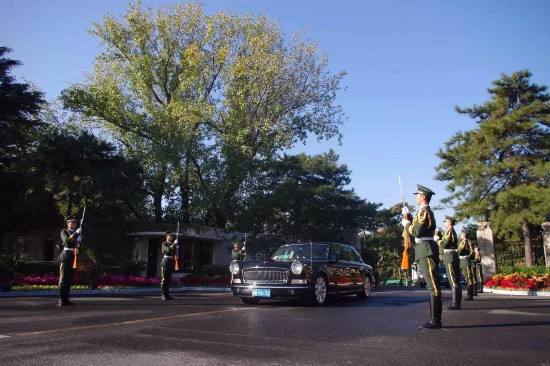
[542,220,550,268]
[476,221,497,281]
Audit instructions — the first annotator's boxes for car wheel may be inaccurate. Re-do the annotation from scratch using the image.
[357,275,372,299]
[309,275,328,306]
[241,297,260,305]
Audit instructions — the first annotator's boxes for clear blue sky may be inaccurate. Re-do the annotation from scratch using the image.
[3,0,550,231]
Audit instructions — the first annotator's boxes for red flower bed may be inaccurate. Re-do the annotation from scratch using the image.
[11,273,229,288]
[485,273,550,291]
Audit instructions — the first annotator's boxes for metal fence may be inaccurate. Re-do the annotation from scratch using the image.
[494,238,544,268]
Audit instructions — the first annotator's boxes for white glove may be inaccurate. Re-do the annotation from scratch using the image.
[76,236,82,247]
[401,207,409,215]
[76,228,82,235]
[174,245,179,251]
[401,219,410,227]
[434,235,440,241]
[174,239,178,244]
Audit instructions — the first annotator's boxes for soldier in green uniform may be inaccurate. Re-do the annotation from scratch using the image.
[473,246,483,293]
[471,245,480,296]
[161,231,178,300]
[436,215,461,310]
[402,184,442,329]
[231,241,245,260]
[58,215,82,306]
[458,231,475,301]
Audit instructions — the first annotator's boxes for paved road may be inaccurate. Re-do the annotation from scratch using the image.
[0,287,549,365]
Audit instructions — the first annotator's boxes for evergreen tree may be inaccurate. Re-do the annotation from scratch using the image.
[436,70,550,265]
[0,47,48,235]
[236,150,380,243]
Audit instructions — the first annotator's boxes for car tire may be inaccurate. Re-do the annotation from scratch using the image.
[241,297,260,305]
[357,275,372,299]
[309,275,328,306]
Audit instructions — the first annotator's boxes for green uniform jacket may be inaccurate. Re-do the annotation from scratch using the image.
[458,238,473,269]
[438,228,458,265]
[60,229,79,250]
[232,248,244,260]
[406,206,437,261]
[162,241,176,257]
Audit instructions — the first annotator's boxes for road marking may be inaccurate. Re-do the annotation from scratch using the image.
[17,308,244,336]
[489,309,548,316]
[0,335,10,338]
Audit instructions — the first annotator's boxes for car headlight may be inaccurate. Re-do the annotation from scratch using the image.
[291,260,303,275]
[229,261,240,275]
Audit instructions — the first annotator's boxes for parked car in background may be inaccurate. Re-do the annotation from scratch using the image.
[229,242,374,306]
[439,266,450,288]
[415,265,450,288]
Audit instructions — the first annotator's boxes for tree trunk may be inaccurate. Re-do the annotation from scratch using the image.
[522,218,533,266]
[151,164,167,222]
[178,166,190,224]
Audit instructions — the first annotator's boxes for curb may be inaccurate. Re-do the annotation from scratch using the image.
[0,287,231,298]
[485,288,550,297]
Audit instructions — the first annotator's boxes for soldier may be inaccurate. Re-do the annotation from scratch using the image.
[402,184,442,329]
[231,241,245,260]
[474,246,483,293]
[458,231,475,301]
[161,231,178,300]
[58,214,82,306]
[435,215,461,310]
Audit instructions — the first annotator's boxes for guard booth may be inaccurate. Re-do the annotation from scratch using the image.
[128,226,233,278]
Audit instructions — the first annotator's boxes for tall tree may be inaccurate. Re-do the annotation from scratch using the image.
[435,70,550,266]
[236,150,379,242]
[0,46,45,169]
[34,126,147,221]
[0,47,48,235]
[61,1,346,225]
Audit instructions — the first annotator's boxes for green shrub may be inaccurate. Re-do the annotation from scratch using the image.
[498,265,549,276]
[20,261,58,275]
[121,259,148,276]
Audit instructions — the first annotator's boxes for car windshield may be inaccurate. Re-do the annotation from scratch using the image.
[271,244,329,261]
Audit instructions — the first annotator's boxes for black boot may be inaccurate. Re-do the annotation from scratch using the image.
[57,288,75,306]
[419,295,442,329]
[464,285,474,301]
[161,283,174,300]
[447,287,461,310]
[478,281,484,293]
[473,283,478,296]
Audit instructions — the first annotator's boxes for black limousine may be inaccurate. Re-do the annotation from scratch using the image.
[229,242,374,306]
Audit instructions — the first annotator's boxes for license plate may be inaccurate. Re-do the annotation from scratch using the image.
[252,288,271,297]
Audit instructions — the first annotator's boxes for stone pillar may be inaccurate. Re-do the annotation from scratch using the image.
[542,221,550,268]
[345,228,361,251]
[476,221,496,281]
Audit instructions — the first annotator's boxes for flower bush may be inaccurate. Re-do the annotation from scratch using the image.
[485,272,550,292]
[9,273,230,290]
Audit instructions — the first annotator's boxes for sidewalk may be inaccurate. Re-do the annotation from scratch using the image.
[0,286,231,298]
[485,288,550,297]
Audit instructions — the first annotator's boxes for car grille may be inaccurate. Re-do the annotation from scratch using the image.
[243,268,289,284]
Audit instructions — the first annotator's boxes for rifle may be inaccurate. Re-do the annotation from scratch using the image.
[399,176,411,270]
[73,206,86,269]
[242,233,247,261]
[174,222,180,271]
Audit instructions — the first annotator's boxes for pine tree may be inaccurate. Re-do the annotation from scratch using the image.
[436,70,550,266]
